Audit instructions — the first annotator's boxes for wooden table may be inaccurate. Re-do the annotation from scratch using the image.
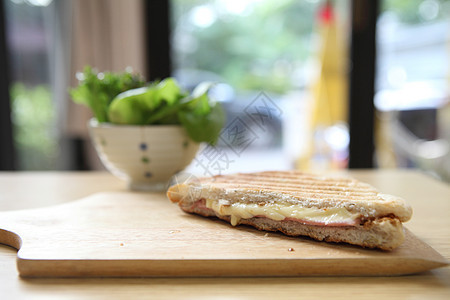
[0,170,449,299]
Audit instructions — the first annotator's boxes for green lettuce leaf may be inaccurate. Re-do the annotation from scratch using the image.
[178,83,225,144]
[70,66,145,122]
[72,66,225,144]
[108,78,186,125]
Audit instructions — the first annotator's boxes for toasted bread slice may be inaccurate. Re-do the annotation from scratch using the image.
[167,171,413,250]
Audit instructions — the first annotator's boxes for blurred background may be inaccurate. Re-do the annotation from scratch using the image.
[0,0,449,182]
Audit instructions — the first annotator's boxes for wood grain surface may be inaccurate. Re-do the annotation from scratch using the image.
[0,170,449,299]
[0,191,446,277]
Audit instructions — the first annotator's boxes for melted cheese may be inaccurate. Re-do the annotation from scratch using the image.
[205,199,359,226]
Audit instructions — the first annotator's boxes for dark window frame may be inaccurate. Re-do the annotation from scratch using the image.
[348,0,379,168]
[0,0,14,170]
[144,0,172,81]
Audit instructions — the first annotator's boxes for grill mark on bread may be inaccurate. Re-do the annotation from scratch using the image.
[203,185,390,205]
[205,173,380,197]
[209,177,365,189]
[209,185,380,200]
[211,172,358,186]
[212,183,377,194]
[213,171,353,181]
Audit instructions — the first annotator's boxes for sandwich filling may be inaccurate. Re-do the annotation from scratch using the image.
[203,198,360,227]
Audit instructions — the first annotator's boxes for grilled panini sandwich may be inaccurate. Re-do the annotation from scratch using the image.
[167,171,412,250]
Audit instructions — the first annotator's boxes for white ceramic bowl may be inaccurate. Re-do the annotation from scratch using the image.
[88,119,200,191]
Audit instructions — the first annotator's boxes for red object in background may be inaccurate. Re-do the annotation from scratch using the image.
[318,1,334,24]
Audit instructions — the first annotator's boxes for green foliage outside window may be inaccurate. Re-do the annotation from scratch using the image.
[10,83,58,170]
[172,0,320,94]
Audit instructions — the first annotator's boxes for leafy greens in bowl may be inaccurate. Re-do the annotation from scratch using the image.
[70,67,225,144]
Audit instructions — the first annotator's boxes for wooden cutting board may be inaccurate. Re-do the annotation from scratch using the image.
[0,192,447,277]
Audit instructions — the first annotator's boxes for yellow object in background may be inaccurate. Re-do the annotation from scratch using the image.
[312,1,347,127]
[297,1,348,171]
